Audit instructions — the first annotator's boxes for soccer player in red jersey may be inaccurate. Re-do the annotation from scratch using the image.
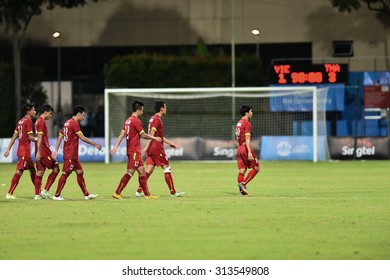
[235,105,260,195]
[34,104,59,199]
[3,103,37,200]
[51,105,102,201]
[135,100,185,197]
[111,100,162,200]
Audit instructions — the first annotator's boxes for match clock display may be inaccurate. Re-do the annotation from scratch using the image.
[272,63,348,84]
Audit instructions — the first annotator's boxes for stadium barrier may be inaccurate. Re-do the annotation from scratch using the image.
[328,136,390,160]
[2,136,389,163]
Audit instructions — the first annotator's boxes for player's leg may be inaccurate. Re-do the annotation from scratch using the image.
[162,163,185,197]
[53,159,74,200]
[24,157,40,196]
[236,146,249,195]
[242,165,260,187]
[6,156,30,199]
[6,168,23,199]
[42,159,60,196]
[53,171,70,200]
[113,169,135,199]
[135,163,155,196]
[113,154,139,199]
[242,151,260,188]
[137,163,158,199]
[34,169,45,200]
[73,160,98,200]
[237,167,249,195]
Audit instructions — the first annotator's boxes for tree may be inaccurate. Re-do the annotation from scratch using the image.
[0,62,48,137]
[0,0,100,122]
[329,0,390,15]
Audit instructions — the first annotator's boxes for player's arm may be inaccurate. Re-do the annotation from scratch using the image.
[52,133,64,159]
[142,127,156,156]
[27,131,37,142]
[245,133,254,160]
[36,132,43,161]
[3,130,18,157]
[111,130,125,155]
[77,131,102,151]
[163,137,176,149]
[140,130,161,142]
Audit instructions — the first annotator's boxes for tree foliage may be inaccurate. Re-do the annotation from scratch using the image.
[0,0,101,121]
[0,61,47,137]
[0,0,100,32]
[103,53,267,88]
[329,0,390,15]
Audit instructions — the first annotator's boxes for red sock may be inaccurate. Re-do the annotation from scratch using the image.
[136,172,150,193]
[164,172,176,194]
[242,169,259,186]
[237,173,245,183]
[115,173,131,195]
[44,171,58,191]
[30,170,36,185]
[139,175,150,196]
[55,173,69,197]
[34,175,43,195]
[8,173,21,195]
[77,173,88,196]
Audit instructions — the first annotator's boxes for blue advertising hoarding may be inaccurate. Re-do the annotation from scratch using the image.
[270,84,345,112]
[260,136,327,161]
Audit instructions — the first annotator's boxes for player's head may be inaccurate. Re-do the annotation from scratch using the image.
[132,101,144,113]
[154,100,166,113]
[40,104,54,120]
[41,104,54,114]
[73,105,86,122]
[73,105,86,116]
[240,105,253,117]
[23,103,36,118]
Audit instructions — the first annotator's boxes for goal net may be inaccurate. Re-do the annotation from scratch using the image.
[104,86,329,163]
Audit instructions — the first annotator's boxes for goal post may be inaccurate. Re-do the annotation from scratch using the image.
[104,86,328,163]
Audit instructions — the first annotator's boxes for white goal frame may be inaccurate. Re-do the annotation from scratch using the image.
[104,86,324,163]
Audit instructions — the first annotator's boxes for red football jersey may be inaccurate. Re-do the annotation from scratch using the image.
[60,118,81,160]
[15,116,34,157]
[35,116,52,157]
[235,118,252,146]
[147,114,165,155]
[122,116,145,155]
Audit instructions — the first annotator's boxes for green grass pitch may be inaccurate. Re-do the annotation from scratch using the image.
[0,161,389,260]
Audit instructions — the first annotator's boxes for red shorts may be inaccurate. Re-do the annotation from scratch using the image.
[36,155,59,172]
[236,145,259,169]
[127,152,144,170]
[62,159,82,173]
[16,156,35,171]
[146,153,169,167]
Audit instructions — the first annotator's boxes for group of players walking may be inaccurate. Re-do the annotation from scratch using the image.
[2,100,259,200]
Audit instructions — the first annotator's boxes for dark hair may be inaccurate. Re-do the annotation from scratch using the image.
[239,105,252,116]
[132,101,144,112]
[23,103,35,114]
[73,105,86,116]
[41,104,54,114]
[154,100,166,112]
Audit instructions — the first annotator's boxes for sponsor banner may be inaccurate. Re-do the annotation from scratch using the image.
[2,136,269,162]
[200,139,236,160]
[363,85,390,108]
[2,138,106,163]
[0,138,12,163]
[43,137,106,162]
[328,136,390,160]
[111,137,202,162]
[164,137,202,161]
[270,84,345,112]
[261,136,327,161]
